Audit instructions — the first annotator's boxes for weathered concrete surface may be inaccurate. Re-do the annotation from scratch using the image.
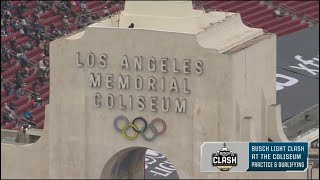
[1,1,306,179]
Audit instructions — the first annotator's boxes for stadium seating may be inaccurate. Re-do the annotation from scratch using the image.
[203,0,311,35]
[272,1,319,22]
[1,1,124,130]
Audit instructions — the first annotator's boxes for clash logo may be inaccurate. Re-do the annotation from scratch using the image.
[212,143,238,171]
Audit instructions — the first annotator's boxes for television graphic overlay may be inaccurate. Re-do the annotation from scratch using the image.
[212,143,238,171]
[201,142,308,172]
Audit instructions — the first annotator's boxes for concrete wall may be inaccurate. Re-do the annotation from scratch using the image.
[1,26,304,179]
[1,106,50,179]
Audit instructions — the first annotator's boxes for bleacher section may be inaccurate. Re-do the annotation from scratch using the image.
[203,0,312,36]
[272,1,319,22]
[1,1,123,130]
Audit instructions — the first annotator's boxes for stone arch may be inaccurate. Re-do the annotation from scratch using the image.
[100,147,179,179]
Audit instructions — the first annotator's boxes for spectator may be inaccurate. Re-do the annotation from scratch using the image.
[52,27,62,37]
[2,112,11,124]
[39,59,47,71]
[16,45,23,53]
[8,110,19,125]
[13,18,22,30]
[37,68,46,85]
[30,91,39,101]
[4,47,12,63]
[1,29,7,37]
[8,101,16,110]
[23,111,33,121]
[1,65,5,73]
[15,70,22,80]
[13,77,25,89]
[1,53,10,65]
[20,18,28,27]
[2,20,9,34]
[274,9,282,17]
[59,2,71,14]
[30,98,37,108]
[36,96,43,106]
[3,81,12,95]
[63,15,71,26]
[44,43,49,56]
[16,87,24,97]
[23,40,34,51]
[26,15,33,24]
[2,1,10,10]
[91,14,99,21]
[103,8,110,17]
[52,1,60,14]
[4,102,13,112]
[19,26,25,34]
[10,37,17,50]
[61,25,70,36]
[34,21,44,35]
[80,2,87,10]
[21,67,30,78]
[32,10,39,21]
[23,25,31,36]
[39,1,49,12]
[32,81,39,92]
[16,51,29,68]
[4,10,12,19]
[39,40,45,50]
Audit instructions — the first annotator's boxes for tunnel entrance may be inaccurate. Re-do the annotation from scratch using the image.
[100,147,179,179]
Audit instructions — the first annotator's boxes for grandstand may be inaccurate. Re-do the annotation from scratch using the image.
[1,1,318,131]
[1,1,124,130]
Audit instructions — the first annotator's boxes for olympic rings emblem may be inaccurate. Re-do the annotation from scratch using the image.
[113,116,167,141]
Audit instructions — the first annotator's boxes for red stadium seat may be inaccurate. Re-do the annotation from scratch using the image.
[1,64,22,78]
[36,120,44,129]
[1,94,17,106]
[32,103,47,116]
[15,101,32,115]
[39,84,50,95]
[23,74,37,85]
[13,96,29,107]
[34,112,45,123]
[41,92,49,101]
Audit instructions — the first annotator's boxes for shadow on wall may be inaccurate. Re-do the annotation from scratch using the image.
[100,147,179,179]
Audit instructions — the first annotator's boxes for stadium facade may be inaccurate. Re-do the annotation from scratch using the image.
[1,1,315,179]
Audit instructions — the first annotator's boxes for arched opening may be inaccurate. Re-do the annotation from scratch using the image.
[100,147,179,179]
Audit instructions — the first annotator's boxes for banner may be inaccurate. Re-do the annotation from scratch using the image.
[200,142,308,172]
